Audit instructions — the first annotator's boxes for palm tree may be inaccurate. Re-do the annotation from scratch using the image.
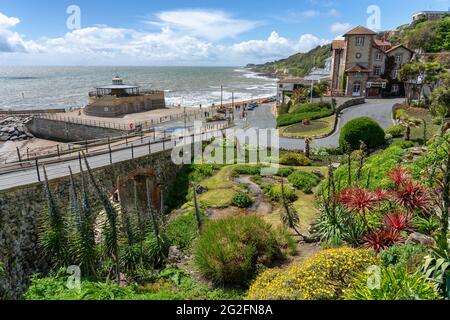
[279,179,308,241]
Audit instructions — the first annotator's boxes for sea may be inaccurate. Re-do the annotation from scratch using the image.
[0,66,277,111]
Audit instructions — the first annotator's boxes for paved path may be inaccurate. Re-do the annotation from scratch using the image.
[236,99,401,150]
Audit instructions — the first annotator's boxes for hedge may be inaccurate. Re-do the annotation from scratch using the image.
[339,117,385,151]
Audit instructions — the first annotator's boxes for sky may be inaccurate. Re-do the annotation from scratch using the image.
[0,0,449,66]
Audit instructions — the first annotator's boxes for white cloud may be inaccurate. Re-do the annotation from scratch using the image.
[229,31,329,62]
[328,9,340,17]
[0,12,43,53]
[147,9,257,41]
[330,22,352,35]
[0,10,331,65]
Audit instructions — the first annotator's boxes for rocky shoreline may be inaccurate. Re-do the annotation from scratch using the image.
[0,116,34,142]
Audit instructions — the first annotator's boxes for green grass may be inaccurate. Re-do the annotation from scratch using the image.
[277,102,334,127]
[279,116,334,138]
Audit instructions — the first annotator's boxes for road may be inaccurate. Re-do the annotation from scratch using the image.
[0,99,399,190]
[237,99,401,150]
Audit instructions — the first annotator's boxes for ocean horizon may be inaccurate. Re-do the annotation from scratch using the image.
[0,66,277,111]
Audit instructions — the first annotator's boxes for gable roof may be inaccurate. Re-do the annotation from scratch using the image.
[374,39,392,47]
[332,40,346,50]
[345,64,371,73]
[386,44,415,54]
[344,26,377,36]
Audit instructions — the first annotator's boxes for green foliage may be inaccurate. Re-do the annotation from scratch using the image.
[277,103,333,127]
[194,215,289,285]
[344,266,441,300]
[404,16,450,52]
[39,167,69,269]
[287,170,321,193]
[279,152,311,166]
[166,164,217,210]
[231,192,254,208]
[232,165,263,176]
[23,268,242,300]
[339,117,385,151]
[276,167,295,177]
[264,184,297,202]
[380,244,428,270]
[385,125,405,138]
[166,210,206,251]
[320,145,408,193]
[247,44,332,77]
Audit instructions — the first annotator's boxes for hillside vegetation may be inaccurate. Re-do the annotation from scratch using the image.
[246,44,331,77]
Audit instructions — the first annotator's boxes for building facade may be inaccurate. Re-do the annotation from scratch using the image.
[84,76,166,117]
[330,26,414,98]
[412,10,449,22]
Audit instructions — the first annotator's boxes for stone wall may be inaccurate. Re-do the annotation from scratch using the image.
[27,118,125,142]
[0,149,181,299]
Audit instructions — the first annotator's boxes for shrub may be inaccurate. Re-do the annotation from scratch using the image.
[247,247,377,300]
[279,153,311,166]
[288,170,321,192]
[343,266,440,300]
[380,244,428,270]
[385,125,405,138]
[288,102,331,114]
[166,210,205,251]
[277,108,334,127]
[232,165,263,176]
[231,192,254,208]
[276,167,295,177]
[339,117,385,151]
[194,215,289,285]
[264,184,297,202]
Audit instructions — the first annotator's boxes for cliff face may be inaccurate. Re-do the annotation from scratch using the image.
[246,44,332,77]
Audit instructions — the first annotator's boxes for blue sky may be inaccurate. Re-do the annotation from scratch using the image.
[0,0,449,65]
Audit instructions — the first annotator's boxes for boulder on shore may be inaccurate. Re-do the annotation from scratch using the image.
[0,116,34,142]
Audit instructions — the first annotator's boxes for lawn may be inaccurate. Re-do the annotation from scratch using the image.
[277,102,334,127]
[279,115,335,138]
[198,165,238,208]
[405,107,444,141]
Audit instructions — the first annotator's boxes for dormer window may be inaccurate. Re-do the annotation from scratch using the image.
[356,37,365,47]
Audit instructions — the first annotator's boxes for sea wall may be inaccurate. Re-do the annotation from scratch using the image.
[0,149,181,299]
[27,118,125,142]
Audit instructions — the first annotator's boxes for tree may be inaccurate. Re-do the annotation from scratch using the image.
[400,62,443,106]
[304,137,314,159]
[430,86,450,130]
[316,81,329,103]
[279,179,307,241]
[398,116,422,141]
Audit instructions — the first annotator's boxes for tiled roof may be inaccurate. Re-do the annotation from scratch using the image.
[345,64,371,73]
[386,44,415,53]
[332,40,346,50]
[374,39,392,47]
[344,26,377,36]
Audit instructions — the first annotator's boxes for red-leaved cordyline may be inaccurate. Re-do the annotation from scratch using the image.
[374,188,389,201]
[363,228,405,253]
[393,180,431,213]
[337,187,377,213]
[383,211,413,233]
[388,167,411,187]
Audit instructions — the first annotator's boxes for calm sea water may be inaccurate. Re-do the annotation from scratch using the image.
[0,66,277,111]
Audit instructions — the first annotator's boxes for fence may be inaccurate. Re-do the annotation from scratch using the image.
[0,121,230,169]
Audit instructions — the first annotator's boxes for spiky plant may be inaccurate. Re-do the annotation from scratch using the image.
[39,166,68,268]
[279,179,307,241]
[67,166,97,277]
[192,183,203,231]
[82,153,120,283]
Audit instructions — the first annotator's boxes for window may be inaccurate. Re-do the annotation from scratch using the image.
[374,67,381,76]
[356,37,365,46]
[392,84,400,93]
[395,54,402,64]
[279,84,283,88]
[393,70,399,79]
[352,82,361,96]
[376,52,383,61]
